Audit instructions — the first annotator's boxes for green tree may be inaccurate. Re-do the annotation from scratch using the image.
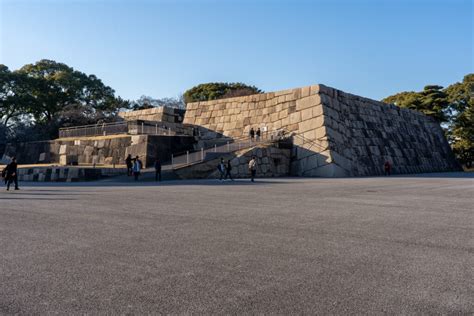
[183,82,262,104]
[382,85,449,122]
[0,65,38,126]
[131,95,185,110]
[445,74,474,167]
[17,59,128,124]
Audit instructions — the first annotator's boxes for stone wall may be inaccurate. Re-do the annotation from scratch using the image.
[119,107,185,123]
[175,144,291,179]
[313,87,460,176]
[184,84,460,176]
[17,166,127,182]
[3,135,196,168]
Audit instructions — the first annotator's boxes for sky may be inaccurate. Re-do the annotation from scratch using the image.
[0,0,472,102]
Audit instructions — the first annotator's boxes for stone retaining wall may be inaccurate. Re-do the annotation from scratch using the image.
[119,107,185,124]
[184,84,460,176]
[175,144,291,179]
[17,166,127,182]
[3,135,196,168]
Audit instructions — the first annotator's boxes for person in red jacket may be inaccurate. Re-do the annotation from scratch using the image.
[384,160,392,176]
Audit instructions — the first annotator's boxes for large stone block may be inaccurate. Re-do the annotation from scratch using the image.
[296,95,321,111]
[298,116,324,133]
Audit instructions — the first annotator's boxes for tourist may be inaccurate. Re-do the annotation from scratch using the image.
[218,157,225,180]
[249,127,255,141]
[154,157,162,182]
[125,154,133,176]
[5,157,19,191]
[133,156,143,181]
[384,160,392,176]
[224,159,234,181]
[248,156,257,182]
[1,165,7,185]
[256,128,261,141]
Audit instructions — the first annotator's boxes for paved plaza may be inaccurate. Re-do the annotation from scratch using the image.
[1,174,473,314]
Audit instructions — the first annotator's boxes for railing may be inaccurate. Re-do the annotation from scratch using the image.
[285,130,327,152]
[169,131,283,169]
[58,120,182,138]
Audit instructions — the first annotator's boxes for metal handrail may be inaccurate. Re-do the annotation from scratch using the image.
[169,131,281,169]
[278,128,327,151]
[59,121,127,131]
[58,120,187,138]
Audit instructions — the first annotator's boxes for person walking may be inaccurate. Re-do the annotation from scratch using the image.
[132,156,142,181]
[384,160,392,176]
[248,156,257,182]
[5,157,19,191]
[256,128,261,142]
[218,157,226,180]
[224,159,234,181]
[154,157,162,182]
[125,154,133,176]
[1,165,7,185]
[249,127,255,141]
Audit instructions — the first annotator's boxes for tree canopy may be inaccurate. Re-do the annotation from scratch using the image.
[183,82,262,104]
[382,85,449,122]
[131,95,185,110]
[0,60,129,141]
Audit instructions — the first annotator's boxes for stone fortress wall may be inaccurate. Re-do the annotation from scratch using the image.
[2,134,195,168]
[118,107,192,136]
[184,84,460,176]
[119,106,185,123]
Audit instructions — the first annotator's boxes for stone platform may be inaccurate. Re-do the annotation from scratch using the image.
[15,166,127,182]
[184,84,461,176]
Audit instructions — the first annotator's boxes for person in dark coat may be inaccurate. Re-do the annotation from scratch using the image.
[154,158,162,182]
[125,154,133,176]
[256,128,261,141]
[249,128,255,141]
[224,159,234,181]
[5,157,19,191]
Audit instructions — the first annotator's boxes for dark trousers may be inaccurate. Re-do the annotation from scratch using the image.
[7,175,18,190]
[384,169,391,176]
[224,170,233,180]
[155,170,161,181]
[127,166,133,176]
[219,170,225,180]
[134,172,140,181]
[250,169,256,182]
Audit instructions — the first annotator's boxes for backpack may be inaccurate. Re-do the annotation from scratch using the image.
[1,167,6,178]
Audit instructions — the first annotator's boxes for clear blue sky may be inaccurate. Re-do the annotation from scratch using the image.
[1,0,472,101]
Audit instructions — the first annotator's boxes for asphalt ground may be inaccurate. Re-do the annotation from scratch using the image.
[0,173,473,314]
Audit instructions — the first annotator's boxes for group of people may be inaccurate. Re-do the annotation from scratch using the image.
[125,154,162,181]
[218,156,258,182]
[125,154,143,181]
[1,157,19,191]
[249,127,262,142]
[1,154,393,188]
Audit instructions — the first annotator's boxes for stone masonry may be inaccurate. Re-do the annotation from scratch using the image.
[119,107,185,123]
[184,84,460,177]
[174,144,291,180]
[3,134,195,168]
